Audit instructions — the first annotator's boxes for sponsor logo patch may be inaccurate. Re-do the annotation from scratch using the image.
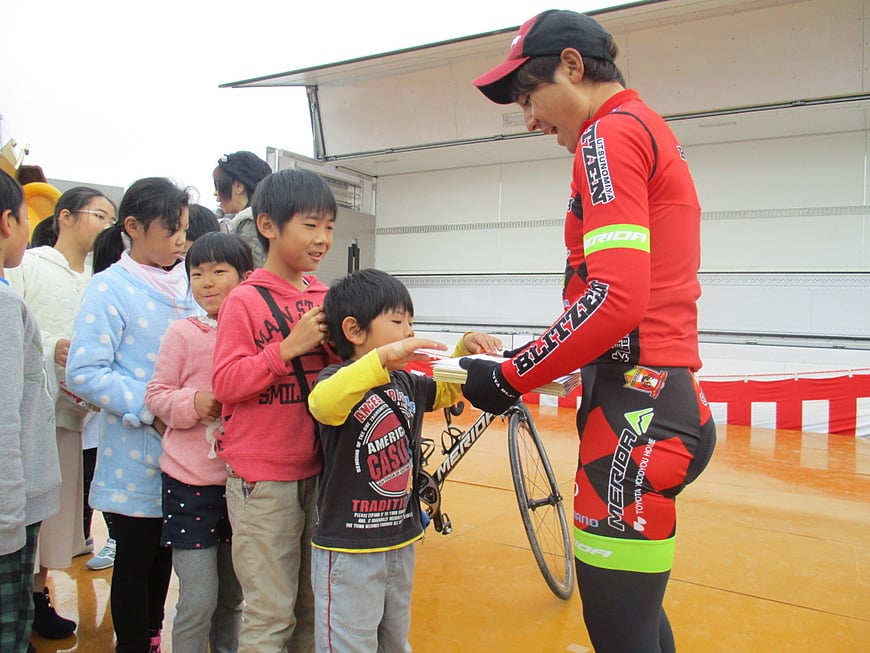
[623,366,668,399]
[581,123,615,205]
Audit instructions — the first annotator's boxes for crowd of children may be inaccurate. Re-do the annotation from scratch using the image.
[2,149,500,653]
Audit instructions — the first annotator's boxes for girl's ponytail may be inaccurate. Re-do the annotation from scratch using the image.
[92,221,125,273]
[91,177,189,274]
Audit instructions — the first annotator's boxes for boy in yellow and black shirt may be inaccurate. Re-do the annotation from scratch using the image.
[308,268,501,653]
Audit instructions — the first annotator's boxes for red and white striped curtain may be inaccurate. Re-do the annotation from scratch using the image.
[523,369,870,437]
[698,369,870,437]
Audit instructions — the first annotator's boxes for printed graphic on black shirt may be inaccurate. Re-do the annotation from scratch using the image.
[348,390,416,531]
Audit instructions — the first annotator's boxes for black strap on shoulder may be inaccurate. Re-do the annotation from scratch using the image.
[610,110,659,182]
[375,388,413,440]
[374,387,422,507]
[253,285,311,401]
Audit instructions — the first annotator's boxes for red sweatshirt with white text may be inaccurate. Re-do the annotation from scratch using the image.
[212,268,334,482]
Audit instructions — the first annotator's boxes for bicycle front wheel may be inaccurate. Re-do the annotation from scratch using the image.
[507,403,575,600]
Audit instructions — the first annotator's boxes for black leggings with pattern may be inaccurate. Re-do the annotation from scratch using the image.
[572,364,716,652]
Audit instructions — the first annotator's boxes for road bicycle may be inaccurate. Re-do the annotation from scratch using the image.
[416,400,575,600]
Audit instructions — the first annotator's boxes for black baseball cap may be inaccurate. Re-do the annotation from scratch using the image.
[473,10,613,105]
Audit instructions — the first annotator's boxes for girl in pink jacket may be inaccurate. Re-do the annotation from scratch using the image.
[145,232,253,653]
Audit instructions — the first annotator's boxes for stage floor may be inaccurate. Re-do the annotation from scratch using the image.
[32,404,870,652]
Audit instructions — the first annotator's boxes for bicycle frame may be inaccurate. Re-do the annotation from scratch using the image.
[417,400,576,599]
[418,404,513,535]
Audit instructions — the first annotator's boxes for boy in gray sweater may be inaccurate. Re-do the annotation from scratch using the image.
[0,171,61,653]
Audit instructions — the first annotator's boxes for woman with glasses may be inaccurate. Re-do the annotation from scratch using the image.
[4,186,116,640]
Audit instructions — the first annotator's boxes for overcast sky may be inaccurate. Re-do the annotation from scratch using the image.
[1,0,615,208]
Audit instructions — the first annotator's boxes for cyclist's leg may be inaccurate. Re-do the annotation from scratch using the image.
[575,560,672,652]
[572,364,715,652]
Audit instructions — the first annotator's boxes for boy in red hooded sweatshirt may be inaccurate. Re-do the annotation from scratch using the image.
[212,168,337,653]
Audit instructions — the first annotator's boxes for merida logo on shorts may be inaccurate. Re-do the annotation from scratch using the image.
[606,428,637,531]
[606,408,655,531]
[584,224,650,256]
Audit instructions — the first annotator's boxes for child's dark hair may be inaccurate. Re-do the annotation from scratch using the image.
[251,169,337,252]
[324,268,415,360]
[509,41,625,101]
[37,186,115,248]
[92,177,189,273]
[184,232,254,280]
[214,151,272,205]
[0,171,24,217]
[30,217,58,247]
[57,186,113,218]
[186,204,220,243]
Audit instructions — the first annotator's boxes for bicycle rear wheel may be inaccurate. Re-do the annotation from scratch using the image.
[507,403,575,600]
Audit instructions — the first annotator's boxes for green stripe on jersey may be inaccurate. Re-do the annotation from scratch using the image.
[574,527,674,573]
[583,224,650,255]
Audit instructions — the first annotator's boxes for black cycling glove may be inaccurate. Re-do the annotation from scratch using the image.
[459,357,521,415]
[501,342,533,359]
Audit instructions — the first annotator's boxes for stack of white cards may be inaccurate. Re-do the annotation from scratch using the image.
[430,354,581,397]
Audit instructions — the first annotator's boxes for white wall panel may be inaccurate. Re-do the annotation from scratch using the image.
[401,275,563,327]
[697,274,870,338]
[624,0,864,115]
[377,226,562,274]
[312,0,866,158]
[377,167,502,228]
[316,57,511,156]
[700,213,869,271]
[377,158,570,228]
[688,132,866,211]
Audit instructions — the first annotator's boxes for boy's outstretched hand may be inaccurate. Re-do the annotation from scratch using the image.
[462,332,503,355]
[378,337,448,371]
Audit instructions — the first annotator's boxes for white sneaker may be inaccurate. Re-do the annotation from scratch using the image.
[74,537,94,557]
[86,538,116,570]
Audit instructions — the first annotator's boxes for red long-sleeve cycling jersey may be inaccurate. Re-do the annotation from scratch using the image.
[501,89,703,393]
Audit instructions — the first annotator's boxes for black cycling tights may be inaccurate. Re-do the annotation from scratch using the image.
[576,560,675,653]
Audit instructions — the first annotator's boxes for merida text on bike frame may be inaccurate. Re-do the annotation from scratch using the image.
[432,410,498,485]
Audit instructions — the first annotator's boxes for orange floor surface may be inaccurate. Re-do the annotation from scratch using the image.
[32,404,870,652]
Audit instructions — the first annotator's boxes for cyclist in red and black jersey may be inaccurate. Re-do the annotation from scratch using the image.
[463,10,716,652]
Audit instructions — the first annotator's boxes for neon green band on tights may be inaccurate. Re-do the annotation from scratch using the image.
[574,527,675,573]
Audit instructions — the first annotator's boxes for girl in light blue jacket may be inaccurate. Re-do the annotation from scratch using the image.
[66,177,198,653]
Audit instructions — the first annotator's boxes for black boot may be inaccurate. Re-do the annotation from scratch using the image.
[32,587,76,639]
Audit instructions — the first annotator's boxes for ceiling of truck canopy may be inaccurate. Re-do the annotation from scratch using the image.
[222,0,870,178]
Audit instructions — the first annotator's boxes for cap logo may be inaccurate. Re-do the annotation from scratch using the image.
[511,34,523,48]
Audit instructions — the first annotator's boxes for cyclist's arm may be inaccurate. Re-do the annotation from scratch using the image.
[500,115,654,393]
